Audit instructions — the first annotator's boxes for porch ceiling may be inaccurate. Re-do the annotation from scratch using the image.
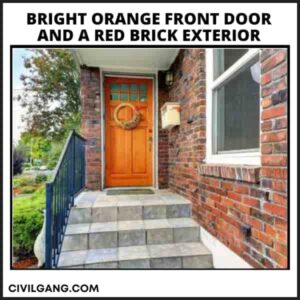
[73,48,180,72]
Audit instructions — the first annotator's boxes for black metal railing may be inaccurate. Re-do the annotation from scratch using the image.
[45,130,86,268]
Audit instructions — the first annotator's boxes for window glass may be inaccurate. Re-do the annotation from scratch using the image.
[130,84,138,91]
[130,93,139,101]
[213,49,249,79]
[140,93,147,102]
[214,60,260,152]
[111,93,119,101]
[139,84,147,102]
[121,84,129,91]
[120,93,129,101]
[139,84,147,92]
[110,82,149,102]
[111,83,119,91]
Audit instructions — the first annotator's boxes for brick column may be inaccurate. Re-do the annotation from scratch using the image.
[260,49,288,267]
[167,49,206,203]
[80,66,102,190]
[157,71,169,188]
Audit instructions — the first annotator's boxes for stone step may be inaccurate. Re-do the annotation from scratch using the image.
[68,193,191,224]
[58,242,213,269]
[62,218,200,251]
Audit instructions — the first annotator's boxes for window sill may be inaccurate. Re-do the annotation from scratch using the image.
[205,152,261,166]
[199,163,260,184]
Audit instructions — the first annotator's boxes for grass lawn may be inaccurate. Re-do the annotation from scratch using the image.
[13,186,45,217]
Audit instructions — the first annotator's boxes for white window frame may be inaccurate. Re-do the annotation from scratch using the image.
[206,48,261,165]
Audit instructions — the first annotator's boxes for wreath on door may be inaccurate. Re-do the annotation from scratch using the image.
[114,103,141,130]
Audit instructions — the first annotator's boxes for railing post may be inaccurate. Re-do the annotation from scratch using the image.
[82,139,85,188]
[69,136,73,207]
[45,182,53,269]
[71,131,76,205]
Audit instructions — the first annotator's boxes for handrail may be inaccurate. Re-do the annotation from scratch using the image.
[45,130,86,268]
[49,131,75,182]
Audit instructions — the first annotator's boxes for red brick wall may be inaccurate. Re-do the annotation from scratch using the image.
[157,71,170,188]
[80,66,102,190]
[260,49,288,267]
[167,49,206,201]
[159,48,288,268]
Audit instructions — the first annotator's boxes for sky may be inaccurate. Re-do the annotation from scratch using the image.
[13,48,30,142]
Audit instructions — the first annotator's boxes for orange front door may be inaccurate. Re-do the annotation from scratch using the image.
[105,76,153,187]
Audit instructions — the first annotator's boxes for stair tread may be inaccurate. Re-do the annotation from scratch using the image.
[65,218,199,235]
[74,191,190,209]
[58,242,211,268]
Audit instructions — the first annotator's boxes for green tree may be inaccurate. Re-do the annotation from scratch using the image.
[19,132,51,165]
[16,49,80,140]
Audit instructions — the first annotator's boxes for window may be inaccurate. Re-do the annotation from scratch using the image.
[206,49,261,165]
[213,49,248,79]
[110,83,148,102]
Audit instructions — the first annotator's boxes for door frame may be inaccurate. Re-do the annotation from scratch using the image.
[100,70,158,190]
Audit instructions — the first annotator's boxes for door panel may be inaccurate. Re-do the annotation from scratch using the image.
[132,128,147,174]
[110,127,129,174]
[105,76,153,187]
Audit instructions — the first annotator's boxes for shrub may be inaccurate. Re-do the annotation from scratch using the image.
[13,187,45,256]
[35,174,48,184]
[13,212,44,256]
[13,175,35,188]
[47,161,57,170]
[13,148,25,175]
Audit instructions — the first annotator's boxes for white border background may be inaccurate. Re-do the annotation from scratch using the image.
[3,2,298,297]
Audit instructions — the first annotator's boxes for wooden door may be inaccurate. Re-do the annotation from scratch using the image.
[105,76,153,187]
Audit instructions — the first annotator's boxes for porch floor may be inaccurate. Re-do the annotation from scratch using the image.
[58,189,213,269]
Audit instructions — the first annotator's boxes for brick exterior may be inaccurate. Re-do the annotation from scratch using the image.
[158,48,288,268]
[167,49,207,201]
[259,49,288,267]
[157,72,170,188]
[80,66,102,190]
